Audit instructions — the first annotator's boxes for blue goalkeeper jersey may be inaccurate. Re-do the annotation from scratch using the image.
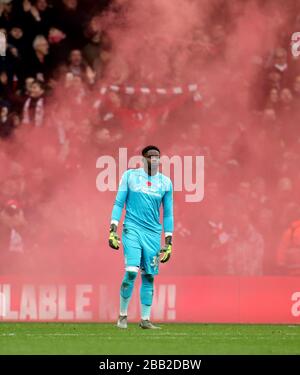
[111,168,174,234]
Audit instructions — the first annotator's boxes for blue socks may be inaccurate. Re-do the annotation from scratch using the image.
[120,271,138,316]
[140,274,154,320]
[141,304,152,321]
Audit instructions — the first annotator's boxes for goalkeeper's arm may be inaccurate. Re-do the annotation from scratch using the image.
[161,180,174,263]
[109,171,128,250]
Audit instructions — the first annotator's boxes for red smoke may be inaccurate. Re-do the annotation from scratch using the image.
[1,0,300,280]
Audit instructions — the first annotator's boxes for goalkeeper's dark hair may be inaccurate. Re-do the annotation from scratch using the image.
[142,145,160,157]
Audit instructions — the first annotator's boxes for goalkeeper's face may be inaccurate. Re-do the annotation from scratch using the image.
[144,150,160,173]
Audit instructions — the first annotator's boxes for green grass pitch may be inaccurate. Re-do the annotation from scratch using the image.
[0,323,299,354]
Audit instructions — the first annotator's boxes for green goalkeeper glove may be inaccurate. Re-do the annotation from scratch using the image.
[109,223,120,250]
[160,235,172,263]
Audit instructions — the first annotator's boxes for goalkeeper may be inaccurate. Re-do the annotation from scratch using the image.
[109,145,174,329]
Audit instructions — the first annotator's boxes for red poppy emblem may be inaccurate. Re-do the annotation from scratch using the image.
[147,181,152,187]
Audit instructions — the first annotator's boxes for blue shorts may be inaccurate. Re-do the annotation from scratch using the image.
[122,225,161,275]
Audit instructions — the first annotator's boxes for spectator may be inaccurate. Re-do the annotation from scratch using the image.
[0,199,27,274]
[276,219,300,276]
[28,0,56,37]
[279,88,294,113]
[83,16,103,68]
[273,48,288,73]
[0,0,14,30]
[48,27,69,69]
[262,107,277,124]
[0,104,16,138]
[8,23,25,56]
[266,70,282,91]
[265,88,279,110]
[26,34,51,81]
[226,212,264,276]
[56,0,86,49]
[256,207,275,274]
[67,49,95,85]
[0,70,10,99]
[22,79,45,126]
[23,76,35,96]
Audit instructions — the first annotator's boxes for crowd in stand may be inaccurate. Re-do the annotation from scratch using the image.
[1,0,300,277]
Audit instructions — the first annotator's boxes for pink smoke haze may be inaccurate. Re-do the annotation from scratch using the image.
[1,0,300,282]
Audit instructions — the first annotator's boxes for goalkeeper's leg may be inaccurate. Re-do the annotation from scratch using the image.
[118,227,142,328]
[140,273,154,321]
[140,273,160,329]
[117,266,139,328]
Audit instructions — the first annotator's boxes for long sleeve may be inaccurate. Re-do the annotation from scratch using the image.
[111,171,129,223]
[162,180,174,234]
